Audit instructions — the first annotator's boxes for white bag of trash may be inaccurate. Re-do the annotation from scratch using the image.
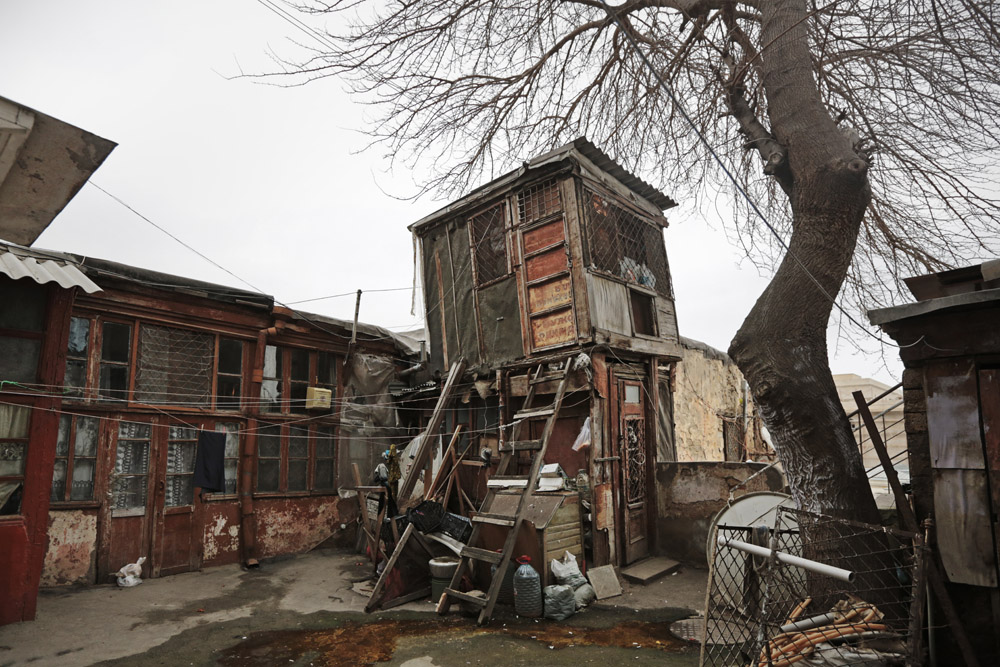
[551,551,587,589]
[116,556,146,587]
[543,584,576,621]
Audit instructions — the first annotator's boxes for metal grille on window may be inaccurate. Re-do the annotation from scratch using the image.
[624,418,645,504]
[134,324,214,406]
[165,426,196,506]
[583,189,671,296]
[112,422,151,511]
[517,179,561,224]
[470,203,508,286]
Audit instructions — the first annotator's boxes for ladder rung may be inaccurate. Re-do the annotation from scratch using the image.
[514,407,554,420]
[499,440,542,453]
[529,373,562,385]
[443,588,487,606]
[472,512,516,527]
[461,546,503,564]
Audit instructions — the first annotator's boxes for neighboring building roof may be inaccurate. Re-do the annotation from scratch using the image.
[679,335,733,364]
[869,259,1000,326]
[0,241,100,293]
[0,95,116,245]
[74,253,421,356]
[409,137,676,233]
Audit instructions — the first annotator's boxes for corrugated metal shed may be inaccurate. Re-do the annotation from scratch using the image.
[0,242,100,293]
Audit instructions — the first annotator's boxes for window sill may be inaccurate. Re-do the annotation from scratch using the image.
[49,501,100,510]
[200,493,238,502]
[252,490,337,500]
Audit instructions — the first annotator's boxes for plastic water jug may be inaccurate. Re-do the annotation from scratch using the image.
[513,555,542,617]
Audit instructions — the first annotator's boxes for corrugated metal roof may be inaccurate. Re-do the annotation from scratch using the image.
[409,136,676,232]
[0,243,101,293]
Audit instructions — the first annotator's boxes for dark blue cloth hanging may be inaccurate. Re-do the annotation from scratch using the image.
[193,430,227,492]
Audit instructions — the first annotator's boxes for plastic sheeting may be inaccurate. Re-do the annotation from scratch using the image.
[338,353,403,493]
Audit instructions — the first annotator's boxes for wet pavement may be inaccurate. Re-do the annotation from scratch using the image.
[0,549,705,666]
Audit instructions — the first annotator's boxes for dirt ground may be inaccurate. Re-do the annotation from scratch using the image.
[0,549,707,666]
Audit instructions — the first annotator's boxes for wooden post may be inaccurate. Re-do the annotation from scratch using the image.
[397,359,467,506]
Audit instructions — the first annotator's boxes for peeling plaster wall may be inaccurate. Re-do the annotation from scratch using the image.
[253,496,351,560]
[202,504,242,567]
[40,510,97,586]
[673,338,748,461]
[655,462,785,565]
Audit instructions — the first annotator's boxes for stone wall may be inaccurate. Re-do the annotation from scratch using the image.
[655,461,785,565]
[672,337,751,461]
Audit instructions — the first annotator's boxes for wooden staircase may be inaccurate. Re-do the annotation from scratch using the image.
[436,358,575,625]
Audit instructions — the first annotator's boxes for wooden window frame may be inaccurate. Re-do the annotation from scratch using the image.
[254,422,338,497]
[50,413,101,507]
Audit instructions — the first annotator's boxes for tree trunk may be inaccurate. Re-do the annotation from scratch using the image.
[728,0,879,523]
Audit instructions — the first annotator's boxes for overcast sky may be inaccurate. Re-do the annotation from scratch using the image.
[1,0,904,384]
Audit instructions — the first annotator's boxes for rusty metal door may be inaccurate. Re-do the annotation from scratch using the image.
[618,380,649,563]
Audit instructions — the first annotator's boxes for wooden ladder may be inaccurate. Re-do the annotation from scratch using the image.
[436,358,575,625]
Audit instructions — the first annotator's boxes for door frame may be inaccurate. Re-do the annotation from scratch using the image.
[613,370,652,564]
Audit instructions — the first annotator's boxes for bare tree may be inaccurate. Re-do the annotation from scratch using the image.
[267,0,1000,521]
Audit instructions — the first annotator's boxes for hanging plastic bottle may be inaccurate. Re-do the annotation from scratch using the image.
[513,555,543,618]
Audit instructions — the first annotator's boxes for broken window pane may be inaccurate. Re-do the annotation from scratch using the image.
[583,189,672,297]
[470,202,509,286]
[134,324,214,406]
[218,338,242,374]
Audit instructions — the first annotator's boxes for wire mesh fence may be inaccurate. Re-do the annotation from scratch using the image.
[702,507,922,667]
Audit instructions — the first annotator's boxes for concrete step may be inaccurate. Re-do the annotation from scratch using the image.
[620,557,680,585]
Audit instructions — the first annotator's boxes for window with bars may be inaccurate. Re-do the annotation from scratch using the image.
[469,203,509,286]
[112,421,151,514]
[134,324,214,406]
[517,179,561,224]
[165,426,197,507]
[255,423,336,494]
[51,414,99,503]
[583,189,672,297]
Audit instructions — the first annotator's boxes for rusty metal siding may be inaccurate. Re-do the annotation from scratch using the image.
[924,359,998,587]
[926,359,986,469]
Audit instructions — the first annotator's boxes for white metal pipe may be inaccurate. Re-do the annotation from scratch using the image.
[717,536,856,583]
[779,612,839,634]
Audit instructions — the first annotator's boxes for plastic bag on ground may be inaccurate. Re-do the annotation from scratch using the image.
[543,584,576,621]
[550,550,587,589]
[116,556,146,587]
[573,583,596,609]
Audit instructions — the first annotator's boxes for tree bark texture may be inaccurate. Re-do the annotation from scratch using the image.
[729,0,879,523]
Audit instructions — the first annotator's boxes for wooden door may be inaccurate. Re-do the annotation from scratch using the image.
[105,420,155,580]
[979,369,1000,581]
[154,424,201,576]
[618,379,649,563]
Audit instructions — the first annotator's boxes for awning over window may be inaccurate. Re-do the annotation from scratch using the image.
[0,244,100,293]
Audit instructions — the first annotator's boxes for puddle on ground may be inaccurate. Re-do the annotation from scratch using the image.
[219,616,687,666]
